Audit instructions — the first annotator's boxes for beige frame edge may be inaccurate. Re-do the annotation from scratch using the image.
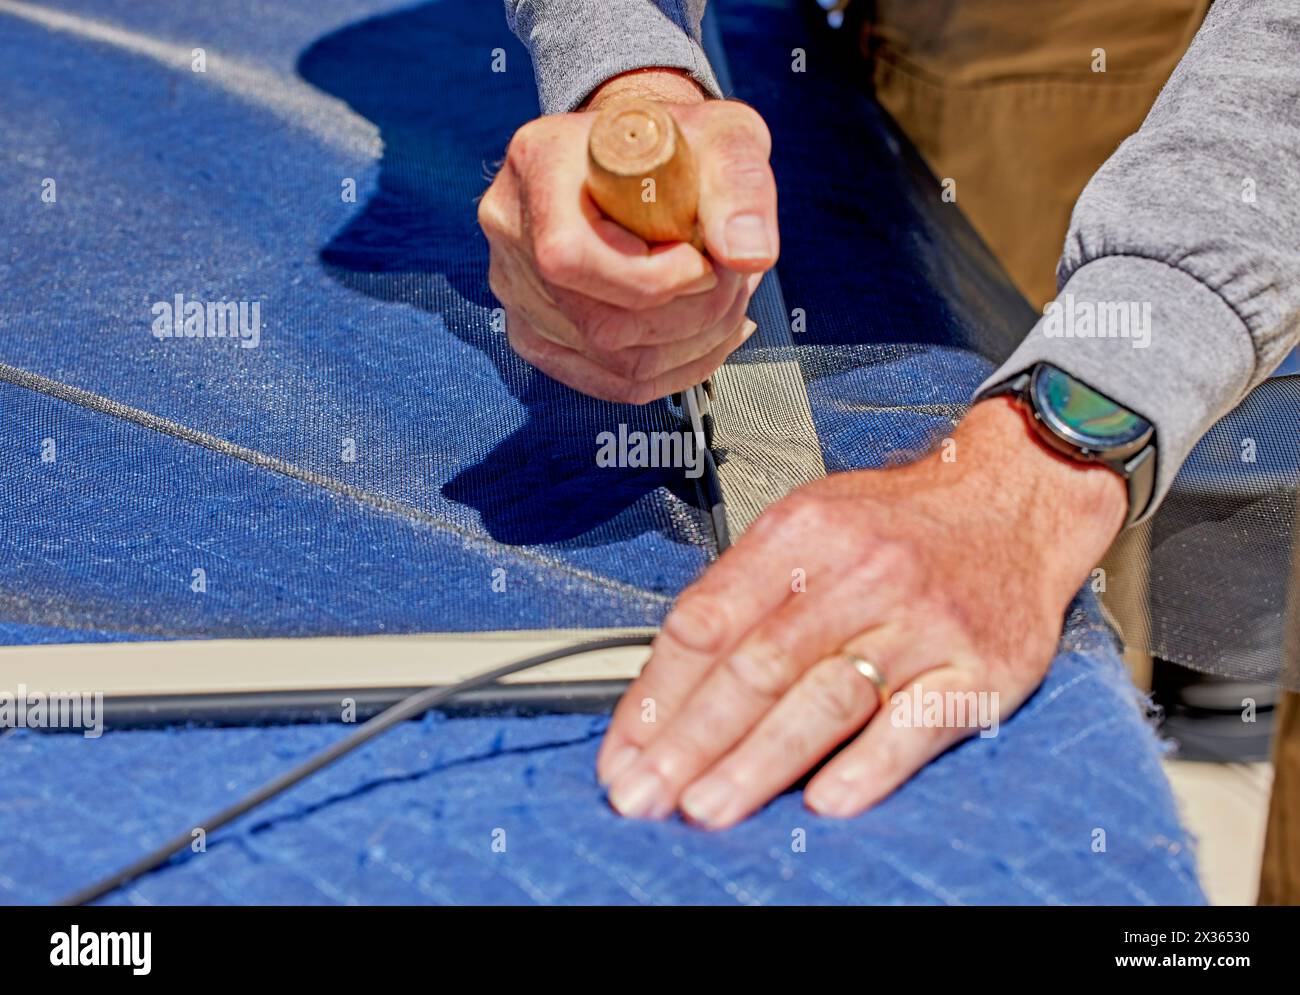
[0,629,655,699]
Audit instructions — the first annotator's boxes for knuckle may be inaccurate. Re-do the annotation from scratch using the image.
[747,496,799,543]
[774,724,813,762]
[722,643,790,701]
[837,538,914,595]
[590,342,649,383]
[707,284,746,328]
[504,119,543,169]
[872,732,906,781]
[648,728,716,782]
[477,187,518,245]
[602,377,647,406]
[582,308,638,352]
[720,102,772,153]
[862,539,921,588]
[476,189,499,234]
[506,329,541,368]
[533,233,583,287]
[782,494,831,535]
[750,494,836,550]
[760,493,804,528]
[717,159,773,198]
[806,663,869,725]
[663,593,730,653]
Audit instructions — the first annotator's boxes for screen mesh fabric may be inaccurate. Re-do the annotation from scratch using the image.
[0,0,1292,675]
[0,0,1231,908]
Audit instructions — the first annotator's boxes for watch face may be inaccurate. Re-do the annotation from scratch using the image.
[1030,364,1152,452]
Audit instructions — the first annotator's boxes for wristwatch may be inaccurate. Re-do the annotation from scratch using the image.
[980,362,1156,528]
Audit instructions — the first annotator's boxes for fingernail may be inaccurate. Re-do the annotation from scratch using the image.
[806,779,856,818]
[683,270,718,295]
[724,214,773,261]
[681,778,735,827]
[599,745,641,786]
[609,768,671,820]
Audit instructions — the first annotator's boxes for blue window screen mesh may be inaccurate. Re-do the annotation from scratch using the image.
[0,0,1247,903]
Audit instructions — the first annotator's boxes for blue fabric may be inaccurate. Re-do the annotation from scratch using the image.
[0,384,674,637]
[0,0,707,640]
[0,0,1204,904]
[0,0,1031,642]
[0,601,1201,905]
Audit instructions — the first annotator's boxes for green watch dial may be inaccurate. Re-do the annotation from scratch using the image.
[1030,364,1152,450]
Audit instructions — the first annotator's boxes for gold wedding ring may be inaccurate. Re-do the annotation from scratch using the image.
[842,652,890,709]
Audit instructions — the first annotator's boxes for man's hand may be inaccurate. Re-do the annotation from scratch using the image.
[477,69,778,404]
[596,397,1129,826]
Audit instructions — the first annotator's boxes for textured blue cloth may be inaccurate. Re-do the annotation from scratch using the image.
[0,0,1204,904]
[0,0,704,639]
[0,602,1201,905]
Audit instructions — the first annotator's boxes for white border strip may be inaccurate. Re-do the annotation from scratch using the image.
[0,629,654,698]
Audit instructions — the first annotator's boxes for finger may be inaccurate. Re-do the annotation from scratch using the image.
[596,495,849,783]
[669,609,961,826]
[675,619,919,827]
[503,116,718,310]
[685,104,779,274]
[509,308,755,405]
[679,653,881,828]
[527,162,717,309]
[804,665,985,818]
[605,564,904,819]
[506,311,630,397]
[656,491,864,662]
[549,265,746,349]
[579,279,751,384]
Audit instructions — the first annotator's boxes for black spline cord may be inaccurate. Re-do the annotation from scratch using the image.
[56,634,654,907]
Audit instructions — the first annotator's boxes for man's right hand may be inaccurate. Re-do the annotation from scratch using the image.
[477,69,778,404]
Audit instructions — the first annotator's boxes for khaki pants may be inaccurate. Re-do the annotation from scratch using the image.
[859,0,1298,904]
[863,0,1209,306]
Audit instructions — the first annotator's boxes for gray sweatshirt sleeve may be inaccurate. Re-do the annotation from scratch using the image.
[977,0,1300,522]
[504,1,722,113]
[505,0,1299,524]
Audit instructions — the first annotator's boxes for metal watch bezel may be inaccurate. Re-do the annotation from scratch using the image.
[1026,363,1153,463]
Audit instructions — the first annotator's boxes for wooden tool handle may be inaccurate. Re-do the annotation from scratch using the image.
[587,99,699,246]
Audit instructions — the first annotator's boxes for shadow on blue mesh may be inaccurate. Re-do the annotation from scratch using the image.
[298,5,700,546]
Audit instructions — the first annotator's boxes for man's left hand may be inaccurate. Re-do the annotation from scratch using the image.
[596,396,1129,826]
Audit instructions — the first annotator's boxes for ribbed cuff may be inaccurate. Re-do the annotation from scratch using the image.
[517,4,723,113]
[975,256,1257,523]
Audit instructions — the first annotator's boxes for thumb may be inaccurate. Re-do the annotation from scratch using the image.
[694,104,779,274]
